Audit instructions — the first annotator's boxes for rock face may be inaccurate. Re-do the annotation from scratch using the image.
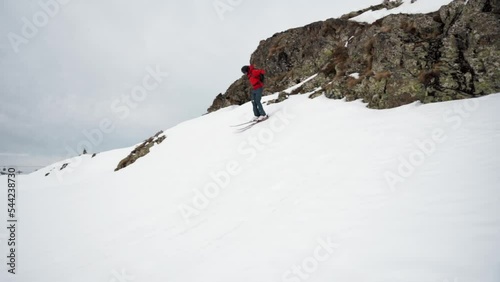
[115,131,167,171]
[208,0,500,111]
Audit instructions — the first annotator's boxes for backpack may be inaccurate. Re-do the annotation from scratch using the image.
[259,73,265,83]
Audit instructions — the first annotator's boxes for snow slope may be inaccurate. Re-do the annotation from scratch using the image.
[1,88,499,282]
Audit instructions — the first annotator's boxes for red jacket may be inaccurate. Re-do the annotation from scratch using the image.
[246,65,265,90]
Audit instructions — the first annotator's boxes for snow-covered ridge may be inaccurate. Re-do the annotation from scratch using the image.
[351,0,455,23]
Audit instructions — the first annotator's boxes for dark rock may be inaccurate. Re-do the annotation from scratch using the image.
[207,0,500,112]
[115,132,167,172]
[340,0,404,20]
[267,92,289,105]
[309,90,324,99]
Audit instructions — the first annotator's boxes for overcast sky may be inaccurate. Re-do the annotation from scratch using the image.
[0,0,379,171]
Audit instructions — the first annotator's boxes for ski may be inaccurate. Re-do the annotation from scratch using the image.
[235,122,258,132]
[234,116,269,132]
[230,120,257,127]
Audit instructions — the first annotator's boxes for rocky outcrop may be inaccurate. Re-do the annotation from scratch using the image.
[115,131,167,171]
[340,0,405,20]
[208,0,500,111]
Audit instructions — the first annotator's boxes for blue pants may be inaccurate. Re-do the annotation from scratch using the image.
[251,87,266,116]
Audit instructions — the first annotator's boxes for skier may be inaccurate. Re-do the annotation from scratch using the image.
[241,65,268,121]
